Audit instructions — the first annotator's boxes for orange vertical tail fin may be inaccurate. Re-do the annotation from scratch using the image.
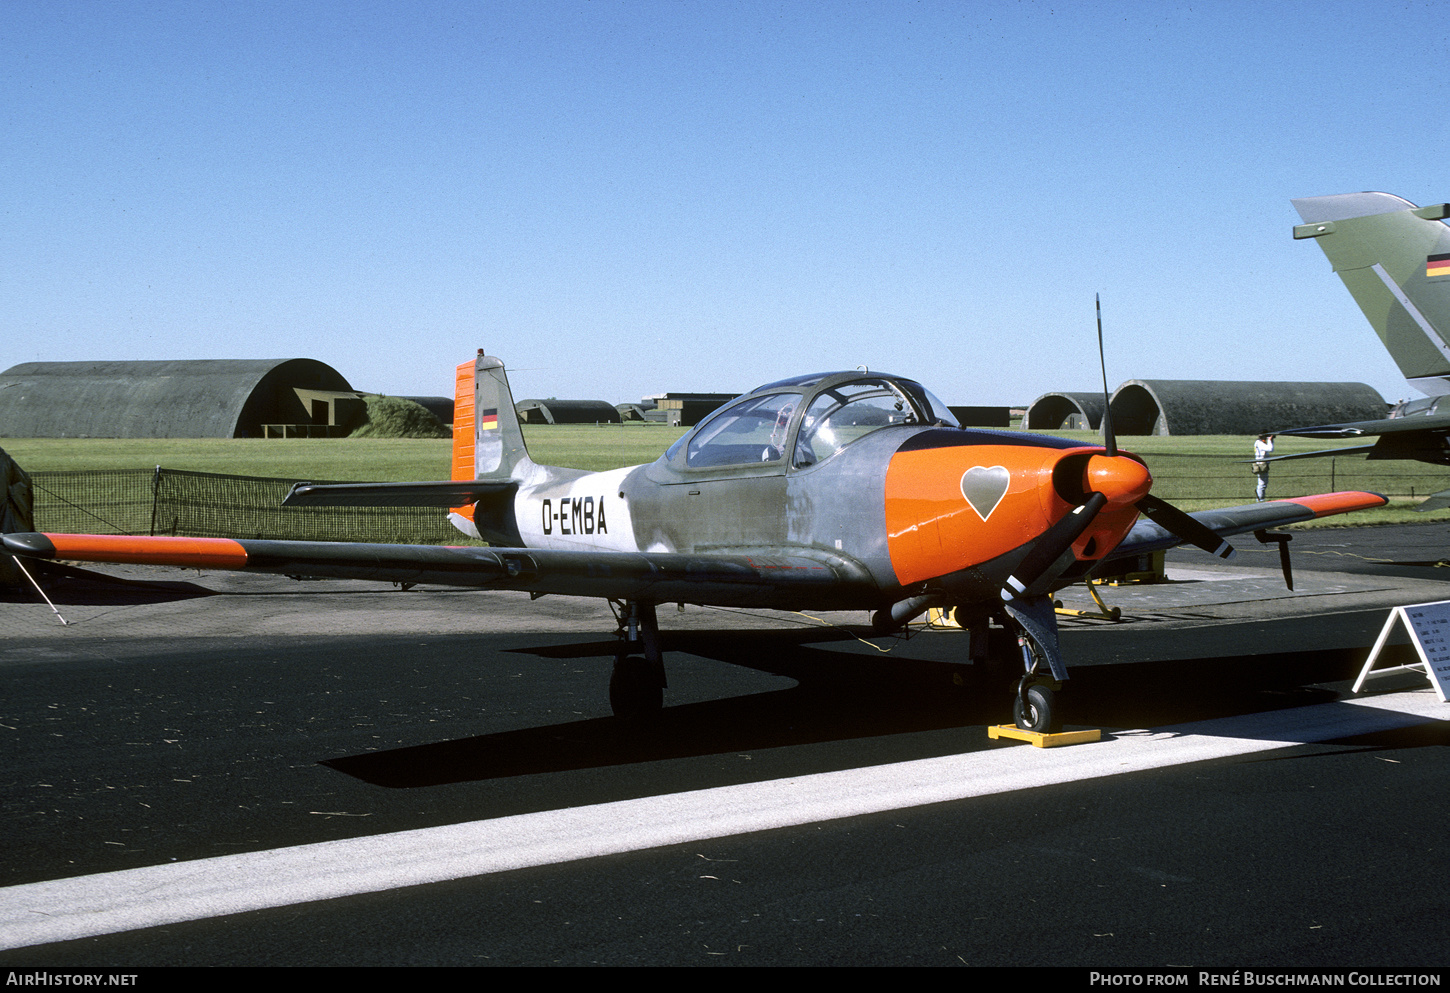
[451,359,476,483]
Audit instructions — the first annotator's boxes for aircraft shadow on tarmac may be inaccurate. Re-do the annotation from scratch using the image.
[321,627,1412,789]
[0,563,213,606]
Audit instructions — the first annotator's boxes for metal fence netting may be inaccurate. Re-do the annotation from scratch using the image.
[30,468,461,544]
[23,455,1450,544]
[1134,453,1450,505]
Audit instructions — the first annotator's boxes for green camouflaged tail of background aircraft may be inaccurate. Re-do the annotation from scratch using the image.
[1283,193,1450,507]
[1294,192,1450,396]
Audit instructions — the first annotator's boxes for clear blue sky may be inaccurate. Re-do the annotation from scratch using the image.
[3,1,1447,408]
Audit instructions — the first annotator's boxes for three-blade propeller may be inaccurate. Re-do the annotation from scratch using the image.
[1000,298,1235,602]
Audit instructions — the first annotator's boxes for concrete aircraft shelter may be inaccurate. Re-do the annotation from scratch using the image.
[516,399,623,424]
[1107,380,1387,436]
[1023,392,1106,431]
[0,359,360,438]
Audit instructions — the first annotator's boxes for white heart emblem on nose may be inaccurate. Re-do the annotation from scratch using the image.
[960,465,1010,521]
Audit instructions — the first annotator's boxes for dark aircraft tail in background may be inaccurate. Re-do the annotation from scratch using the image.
[1293,191,1450,401]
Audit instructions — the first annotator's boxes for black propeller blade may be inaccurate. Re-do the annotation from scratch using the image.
[1135,493,1236,560]
[1097,294,1116,458]
[1001,492,1107,601]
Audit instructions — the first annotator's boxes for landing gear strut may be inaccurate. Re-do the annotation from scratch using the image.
[953,601,1066,732]
[609,600,666,720]
[1009,611,1063,734]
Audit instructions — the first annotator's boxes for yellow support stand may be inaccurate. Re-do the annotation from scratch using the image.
[988,725,1102,748]
[926,606,960,628]
[1054,576,1122,621]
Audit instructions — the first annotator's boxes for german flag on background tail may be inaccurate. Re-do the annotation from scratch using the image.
[478,408,499,431]
[1427,253,1450,278]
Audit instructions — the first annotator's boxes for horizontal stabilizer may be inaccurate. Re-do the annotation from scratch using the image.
[283,479,517,508]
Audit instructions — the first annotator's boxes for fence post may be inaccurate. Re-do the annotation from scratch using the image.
[1330,457,1335,492]
[150,465,161,536]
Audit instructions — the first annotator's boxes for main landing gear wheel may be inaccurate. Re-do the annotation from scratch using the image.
[610,655,663,721]
[1012,679,1059,734]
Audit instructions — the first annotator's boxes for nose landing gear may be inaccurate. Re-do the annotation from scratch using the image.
[991,602,1099,746]
[999,595,1068,734]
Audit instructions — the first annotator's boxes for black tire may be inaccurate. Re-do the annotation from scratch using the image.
[1012,682,1058,734]
[609,655,662,721]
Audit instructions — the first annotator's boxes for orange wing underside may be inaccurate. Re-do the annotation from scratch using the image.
[40,534,250,569]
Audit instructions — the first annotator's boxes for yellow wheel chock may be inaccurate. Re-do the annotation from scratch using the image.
[987,725,1102,748]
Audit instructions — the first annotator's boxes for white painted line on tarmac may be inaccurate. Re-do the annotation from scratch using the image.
[1,689,1443,951]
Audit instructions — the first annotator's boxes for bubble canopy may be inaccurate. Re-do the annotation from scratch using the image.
[664,371,960,470]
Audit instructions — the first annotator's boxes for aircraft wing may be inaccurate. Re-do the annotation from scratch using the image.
[1105,491,1387,560]
[1269,414,1450,466]
[1249,445,1378,463]
[0,533,880,610]
[1275,411,1450,440]
[0,491,1387,607]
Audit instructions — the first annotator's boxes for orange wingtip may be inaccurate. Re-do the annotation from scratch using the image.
[41,534,250,569]
[1283,491,1388,517]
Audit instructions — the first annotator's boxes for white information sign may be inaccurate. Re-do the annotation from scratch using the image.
[1353,600,1450,702]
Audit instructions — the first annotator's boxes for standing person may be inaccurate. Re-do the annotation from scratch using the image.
[1252,433,1275,501]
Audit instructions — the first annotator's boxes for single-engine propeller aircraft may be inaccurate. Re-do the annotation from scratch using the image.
[1275,192,1450,508]
[3,328,1387,731]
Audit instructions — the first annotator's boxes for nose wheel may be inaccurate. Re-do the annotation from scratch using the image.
[1008,615,1063,734]
[1013,677,1059,734]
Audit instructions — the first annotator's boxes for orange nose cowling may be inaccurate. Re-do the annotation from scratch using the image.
[1084,454,1152,507]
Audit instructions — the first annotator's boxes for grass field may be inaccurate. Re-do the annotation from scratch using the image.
[0,425,1389,475]
[1,423,689,480]
[5,423,1449,527]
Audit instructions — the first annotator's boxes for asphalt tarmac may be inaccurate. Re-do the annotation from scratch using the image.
[1,523,1447,968]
